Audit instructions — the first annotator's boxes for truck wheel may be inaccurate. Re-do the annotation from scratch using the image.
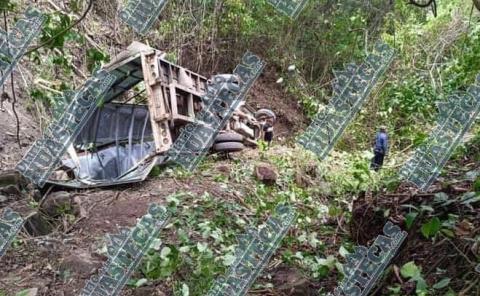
[254,109,276,123]
[212,142,245,153]
[215,133,243,143]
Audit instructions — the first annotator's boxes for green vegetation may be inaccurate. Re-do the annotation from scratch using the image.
[0,0,479,295]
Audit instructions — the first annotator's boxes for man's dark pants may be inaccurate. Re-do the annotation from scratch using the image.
[371,150,385,171]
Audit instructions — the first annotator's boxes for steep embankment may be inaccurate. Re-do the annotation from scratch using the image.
[1,138,479,295]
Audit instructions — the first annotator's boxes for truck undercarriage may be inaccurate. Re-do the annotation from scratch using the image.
[46,42,274,188]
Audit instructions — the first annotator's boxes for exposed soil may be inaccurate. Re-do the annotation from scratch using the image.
[0,96,40,170]
[0,50,310,294]
[1,146,479,296]
[348,181,480,295]
[247,66,308,142]
[0,48,477,296]
[0,173,235,295]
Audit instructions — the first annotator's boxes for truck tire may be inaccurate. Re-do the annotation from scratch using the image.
[254,109,276,123]
[215,133,243,143]
[212,142,245,153]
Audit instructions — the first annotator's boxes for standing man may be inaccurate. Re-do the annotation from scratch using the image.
[371,126,388,171]
[263,119,274,147]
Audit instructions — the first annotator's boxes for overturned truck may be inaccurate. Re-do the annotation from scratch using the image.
[46,42,274,188]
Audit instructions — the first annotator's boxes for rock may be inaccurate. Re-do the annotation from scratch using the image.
[0,170,24,187]
[273,267,311,295]
[217,164,230,175]
[59,250,102,278]
[72,196,86,217]
[23,212,53,236]
[254,164,278,185]
[0,184,21,195]
[0,194,8,203]
[40,191,72,217]
[51,170,70,181]
[295,171,313,188]
[26,183,42,201]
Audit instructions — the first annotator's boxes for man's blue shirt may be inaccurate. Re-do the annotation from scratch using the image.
[374,132,388,154]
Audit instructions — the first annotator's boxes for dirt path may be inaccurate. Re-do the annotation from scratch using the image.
[0,175,229,295]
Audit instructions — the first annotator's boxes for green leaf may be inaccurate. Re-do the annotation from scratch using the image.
[181,283,190,296]
[179,246,190,253]
[419,205,434,212]
[86,48,110,72]
[415,276,428,293]
[317,255,336,269]
[160,246,171,259]
[432,278,451,289]
[421,217,441,239]
[222,253,236,266]
[387,285,401,293]
[150,238,162,251]
[339,245,350,257]
[474,177,480,192]
[134,278,148,288]
[460,194,480,206]
[197,242,208,253]
[434,192,449,202]
[400,261,420,279]
[405,212,418,230]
